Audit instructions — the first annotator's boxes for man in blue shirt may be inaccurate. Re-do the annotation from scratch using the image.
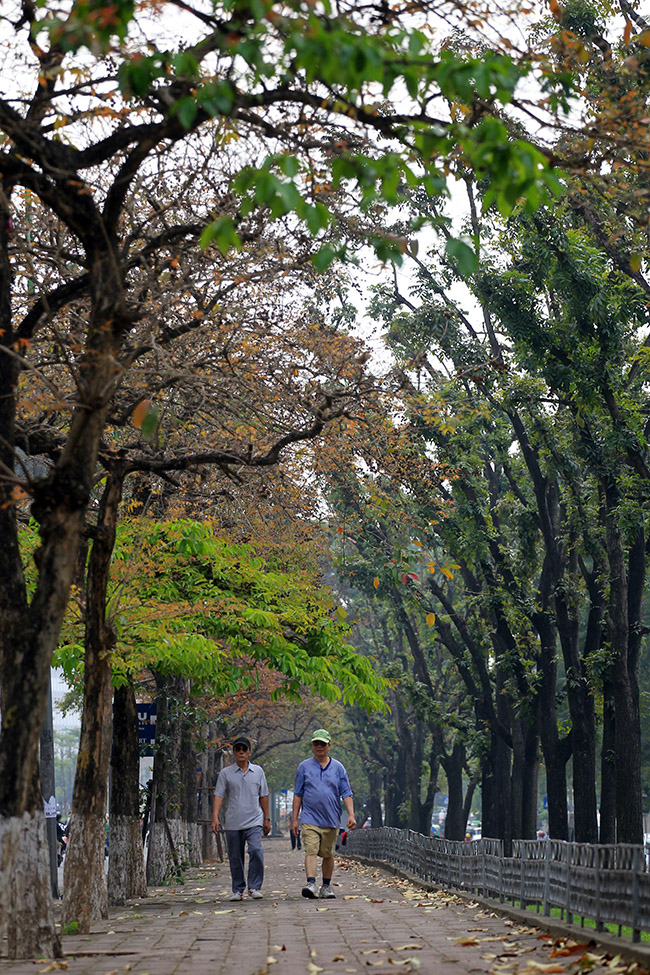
[291,729,356,899]
[212,736,271,901]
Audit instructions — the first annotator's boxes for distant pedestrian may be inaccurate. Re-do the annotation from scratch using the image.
[292,729,356,899]
[212,736,271,901]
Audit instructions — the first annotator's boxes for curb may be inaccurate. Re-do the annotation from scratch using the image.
[345,854,650,967]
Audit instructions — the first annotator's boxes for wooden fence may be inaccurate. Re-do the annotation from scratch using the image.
[344,827,650,942]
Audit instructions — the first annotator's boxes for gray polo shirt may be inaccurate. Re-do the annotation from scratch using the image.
[214,762,268,830]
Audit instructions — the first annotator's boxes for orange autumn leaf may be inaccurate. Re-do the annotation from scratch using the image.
[132,399,150,429]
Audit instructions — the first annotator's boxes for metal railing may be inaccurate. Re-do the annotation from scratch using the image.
[344,828,650,942]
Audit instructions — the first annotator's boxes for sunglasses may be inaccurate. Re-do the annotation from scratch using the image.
[233,744,249,751]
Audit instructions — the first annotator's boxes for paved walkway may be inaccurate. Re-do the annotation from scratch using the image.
[1,838,647,975]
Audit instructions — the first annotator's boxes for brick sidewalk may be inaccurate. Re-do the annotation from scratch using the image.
[1,837,646,975]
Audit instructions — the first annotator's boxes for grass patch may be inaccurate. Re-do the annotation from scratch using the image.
[520,903,650,942]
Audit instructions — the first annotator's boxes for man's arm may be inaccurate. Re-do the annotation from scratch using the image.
[260,794,271,835]
[211,794,223,835]
[343,795,356,830]
[291,793,302,836]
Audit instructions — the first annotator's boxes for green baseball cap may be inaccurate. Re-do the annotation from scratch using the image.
[311,729,331,744]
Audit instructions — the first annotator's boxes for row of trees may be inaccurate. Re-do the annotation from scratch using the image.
[323,0,650,849]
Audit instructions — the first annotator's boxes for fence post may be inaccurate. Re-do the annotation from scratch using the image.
[544,837,551,916]
[498,845,504,903]
[566,843,573,925]
[519,843,526,911]
[595,844,602,933]
[633,845,641,943]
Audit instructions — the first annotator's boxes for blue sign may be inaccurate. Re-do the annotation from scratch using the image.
[137,703,157,756]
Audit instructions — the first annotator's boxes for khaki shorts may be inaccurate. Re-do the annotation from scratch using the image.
[301,824,338,858]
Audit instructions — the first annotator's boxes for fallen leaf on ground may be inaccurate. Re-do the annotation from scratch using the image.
[272,945,286,952]
[307,964,324,974]
[454,937,479,946]
[388,957,422,967]
[311,950,318,958]
[393,945,423,951]
[523,965,565,973]
[332,955,345,962]
[38,965,69,973]
[361,950,386,955]
[213,909,236,914]
[266,957,277,964]
[344,896,359,900]
[550,946,589,957]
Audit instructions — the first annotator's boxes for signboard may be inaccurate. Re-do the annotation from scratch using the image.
[137,702,157,756]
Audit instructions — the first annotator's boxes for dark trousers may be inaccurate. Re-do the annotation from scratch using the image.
[290,828,301,850]
[225,826,264,893]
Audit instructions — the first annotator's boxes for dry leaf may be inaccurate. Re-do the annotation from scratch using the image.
[213,909,236,914]
[455,937,479,946]
[266,957,277,965]
[307,964,324,974]
[311,950,318,958]
[178,910,189,916]
[550,945,589,957]
[332,955,346,962]
[272,945,286,952]
[394,945,423,951]
[523,965,565,973]
[316,907,329,911]
[361,950,386,955]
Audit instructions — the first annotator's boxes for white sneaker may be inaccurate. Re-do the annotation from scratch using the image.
[229,891,244,901]
[319,885,336,899]
[301,881,318,898]
[248,889,263,899]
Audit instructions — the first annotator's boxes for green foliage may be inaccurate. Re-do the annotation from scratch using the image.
[34,1,573,268]
[45,519,388,712]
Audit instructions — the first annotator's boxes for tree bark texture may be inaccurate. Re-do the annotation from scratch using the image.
[605,497,644,844]
[63,474,123,928]
[108,684,147,904]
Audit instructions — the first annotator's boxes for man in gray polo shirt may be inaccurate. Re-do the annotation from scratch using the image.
[211,736,271,901]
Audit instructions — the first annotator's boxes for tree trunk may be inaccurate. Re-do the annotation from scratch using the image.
[606,499,644,844]
[147,674,187,884]
[63,474,123,929]
[367,769,384,828]
[108,683,147,904]
[599,676,617,843]
[0,230,127,954]
[442,742,466,840]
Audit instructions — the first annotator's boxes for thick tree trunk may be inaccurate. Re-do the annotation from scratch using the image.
[512,713,539,840]
[147,674,187,884]
[599,676,617,843]
[367,769,384,828]
[606,501,644,844]
[442,743,466,840]
[109,684,147,904]
[63,474,123,929]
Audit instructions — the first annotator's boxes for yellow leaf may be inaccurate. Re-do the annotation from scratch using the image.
[638,28,650,46]
[373,577,380,589]
[455,937,479,946]
[441,567,454,580]
[630,254,642,272]
[426,613,436,627]
[624,19,632,44]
